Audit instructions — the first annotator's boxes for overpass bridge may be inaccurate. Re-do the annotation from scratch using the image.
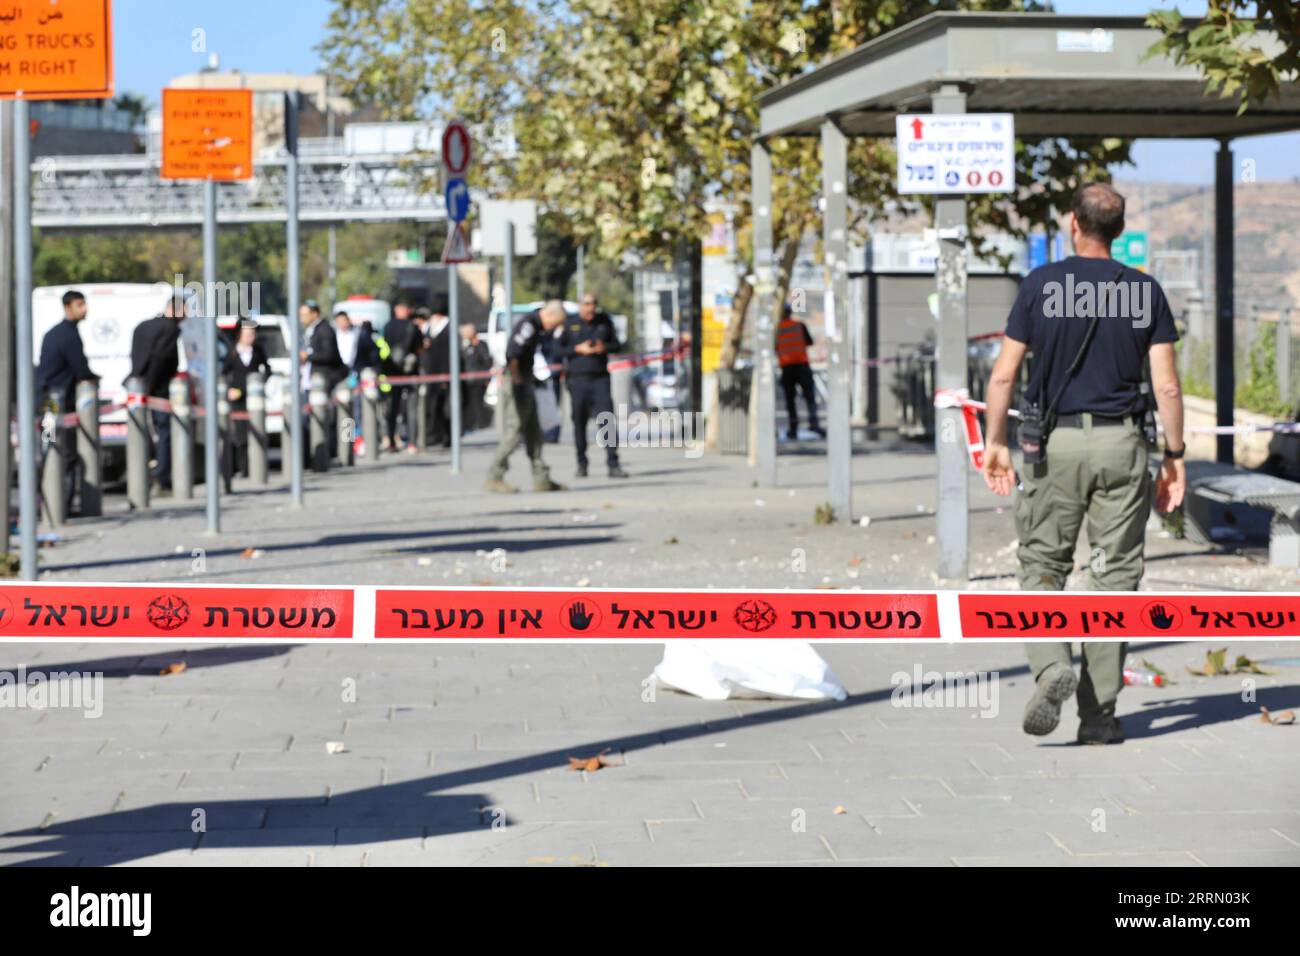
[31,139,448,229]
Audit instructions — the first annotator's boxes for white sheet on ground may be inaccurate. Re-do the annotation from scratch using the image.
[652,641,847,701]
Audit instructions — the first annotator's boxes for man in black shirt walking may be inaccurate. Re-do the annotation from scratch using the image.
[982,183,1187,746]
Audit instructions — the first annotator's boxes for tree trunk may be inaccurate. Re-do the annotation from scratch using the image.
[715,233,801,452]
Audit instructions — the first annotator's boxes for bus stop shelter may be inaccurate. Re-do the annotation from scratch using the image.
[751,10,1300,580]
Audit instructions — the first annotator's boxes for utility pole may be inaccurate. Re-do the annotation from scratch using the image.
[0,101,13,559]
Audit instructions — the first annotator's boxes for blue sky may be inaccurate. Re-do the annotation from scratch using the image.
[112,0,1298,184]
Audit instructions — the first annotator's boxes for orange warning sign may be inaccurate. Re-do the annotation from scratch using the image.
[160,87,253,181]
[0,0,114,100]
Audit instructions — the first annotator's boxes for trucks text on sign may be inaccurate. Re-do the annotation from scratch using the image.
[0,0,113,100]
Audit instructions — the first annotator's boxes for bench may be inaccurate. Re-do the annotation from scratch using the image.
[1181,460,1300,567]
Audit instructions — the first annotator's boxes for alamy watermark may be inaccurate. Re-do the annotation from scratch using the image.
[0,667,103,718]
[595,403,704,458]
[890,665,1000,718]
[152,273,261,318]
[1042,273,1151,329]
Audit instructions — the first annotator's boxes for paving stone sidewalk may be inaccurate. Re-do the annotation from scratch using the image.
[3,435,1298,865]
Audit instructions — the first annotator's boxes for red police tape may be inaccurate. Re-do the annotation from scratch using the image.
[375,588,940,639]
[0,583,1296,642]
[0,584,353,639]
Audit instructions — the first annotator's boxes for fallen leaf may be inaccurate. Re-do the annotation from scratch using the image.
[158,662,187,676]
[1186,648,1229,677]
[567,748,620,771]
[833,806,847,815]
[1233,655,1275,675]
[1260,707,1296,726]
[664,535,679,545]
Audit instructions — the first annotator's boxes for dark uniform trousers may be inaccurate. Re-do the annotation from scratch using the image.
[568,374,619,469]
[1017,414,1152,720]
[781,363,819,434]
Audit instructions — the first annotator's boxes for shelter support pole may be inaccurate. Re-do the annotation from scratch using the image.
[821,119,852,522]
[751,142,777,486]
[1214,138,1234,465]
[933,84,969,582]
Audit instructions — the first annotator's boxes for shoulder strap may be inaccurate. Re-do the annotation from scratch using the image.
[1042,264,1125,421]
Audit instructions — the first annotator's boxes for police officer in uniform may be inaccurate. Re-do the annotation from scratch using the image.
[484,300,567,493]
[982,182,1186,746]
[561,293,628,478]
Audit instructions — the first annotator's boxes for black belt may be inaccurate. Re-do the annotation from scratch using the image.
[1054,412,1140,428]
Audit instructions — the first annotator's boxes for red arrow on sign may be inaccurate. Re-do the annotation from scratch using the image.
[910,117,924,140]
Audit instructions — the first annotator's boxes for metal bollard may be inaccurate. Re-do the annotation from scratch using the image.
[40,393,64,528]
[217,376,232,494]
[125,377,150,511]
[360,368,380,464]
[247,371,268,485]
[169,374,194,500]
[416,382,429,450]
[75,379,102,517]
[309,370,329,472]
[335,380,355,467]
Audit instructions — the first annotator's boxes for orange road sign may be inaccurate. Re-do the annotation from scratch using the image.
[160,87,254,182]
[0,0,114,100]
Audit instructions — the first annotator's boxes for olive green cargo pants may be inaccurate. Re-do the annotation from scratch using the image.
[1016,414,1152,719]
[488,383,552,483]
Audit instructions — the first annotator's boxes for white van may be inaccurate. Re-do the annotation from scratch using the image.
[331,296,391,333]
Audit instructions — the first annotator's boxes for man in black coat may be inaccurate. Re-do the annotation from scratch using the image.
[383,300,422,452]
[221,319,271,478]
[421,296,453,448]
[128,293,187,494]
[299,299,345,468]
[37,290,97,512]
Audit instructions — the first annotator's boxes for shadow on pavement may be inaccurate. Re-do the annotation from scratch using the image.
[0,645,294,678]
[40,522,623,574]
[11,644,1275,866]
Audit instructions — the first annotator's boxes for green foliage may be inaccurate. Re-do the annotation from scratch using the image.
[1235,324,1292,418]
[321,0,1128,269]
[1147,1,1299,113]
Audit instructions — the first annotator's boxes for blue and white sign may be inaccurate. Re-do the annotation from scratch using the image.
[895,113,1015,195]
[445,177,471,223]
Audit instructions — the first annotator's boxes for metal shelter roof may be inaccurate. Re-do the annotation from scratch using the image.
[759,12,1300,140]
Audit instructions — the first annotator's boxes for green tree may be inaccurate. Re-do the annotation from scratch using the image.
[1147,1,1299,113]
[321,0,1130,369]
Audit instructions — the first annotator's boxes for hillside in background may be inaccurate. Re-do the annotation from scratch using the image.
[1118,178,1300,310]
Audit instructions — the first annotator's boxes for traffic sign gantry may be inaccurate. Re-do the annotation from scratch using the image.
[160,88,254,182]
[0,0,114,100]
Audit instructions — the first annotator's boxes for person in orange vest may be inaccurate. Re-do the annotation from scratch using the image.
[775,303,824,440]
